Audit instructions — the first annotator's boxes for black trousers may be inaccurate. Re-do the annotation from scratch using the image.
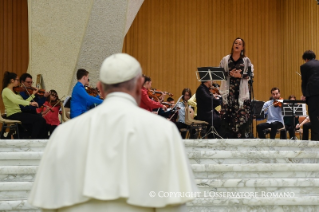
[7,112,47,139]
[307,96,319,141]
[46,124,58,138]
[257,121,284,139]
[285,124,296,139]
[175,122,188,138]
[302,122,312,140]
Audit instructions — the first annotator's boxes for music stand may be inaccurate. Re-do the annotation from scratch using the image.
[196,67,226,138]
[251,100,265,136]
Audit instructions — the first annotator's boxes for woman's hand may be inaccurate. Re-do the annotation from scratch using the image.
[230,69,242,78]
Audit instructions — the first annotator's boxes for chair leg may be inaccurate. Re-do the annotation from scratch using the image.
[1,124,7,139]
[185,129,190,139]
[15,123,20,139]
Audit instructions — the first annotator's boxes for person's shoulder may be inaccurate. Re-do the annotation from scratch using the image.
[243,56,252,62]
[222,54,231,60]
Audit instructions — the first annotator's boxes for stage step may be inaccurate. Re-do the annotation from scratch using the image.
[1,139,319,211]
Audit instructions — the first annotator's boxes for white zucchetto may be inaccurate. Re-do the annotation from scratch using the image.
[99,53,142,84]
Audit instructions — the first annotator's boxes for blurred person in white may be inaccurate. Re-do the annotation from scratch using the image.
[28,53,197,212]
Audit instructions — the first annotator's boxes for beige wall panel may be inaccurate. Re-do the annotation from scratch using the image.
[125,0,144,35]
[71,0,129,92]
[27,0,94,97]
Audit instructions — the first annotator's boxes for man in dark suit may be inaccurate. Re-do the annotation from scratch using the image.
[300,50,319,140]
[196,80,222,137]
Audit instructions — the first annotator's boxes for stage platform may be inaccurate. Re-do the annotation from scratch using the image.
[1,139,319,211]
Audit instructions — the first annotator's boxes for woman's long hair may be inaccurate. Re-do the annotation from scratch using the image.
[2,72,17,91]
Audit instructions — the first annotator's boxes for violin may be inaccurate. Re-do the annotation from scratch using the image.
[37,89,45,96]
[13,86,34,95]
[85,86,99,97]
[273,98,283,107]
[147,88,173,102]
[162,102,173,106]
[210,86,220,95]
[41,96,64,117]
[13,86,45,96]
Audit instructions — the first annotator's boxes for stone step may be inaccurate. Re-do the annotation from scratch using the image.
[189,158,319,164]
[184,139,319,148]
[0,166,37,182]
[186,146,319,151]
[194,171,319,179]
[186,206,319,212]
[187,196,319,206]
[191,164,319,172]
[0,140,47,152]
[0,153,42,166]
[0,182,32,201]
[195,178,319,187]
[188,150,319,159]
[195,187,319,197]
[0,200,39,211]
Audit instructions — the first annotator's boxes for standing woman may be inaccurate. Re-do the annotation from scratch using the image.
[219,37,254,138]
[2,72,46,139]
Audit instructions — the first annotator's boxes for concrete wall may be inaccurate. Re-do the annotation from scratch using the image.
[27,0,143,98]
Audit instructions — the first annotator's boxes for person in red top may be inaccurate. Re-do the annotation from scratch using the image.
[140,75,166,112]
[37,90,61,138]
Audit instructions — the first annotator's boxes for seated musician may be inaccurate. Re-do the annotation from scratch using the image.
[19,73,50,114]
[36,90,61,138]
[139,75,166,111]
[196,80,222,137]
[158,97,175,119]
[283,95,299,139]
[175,88,193,138]
[296,116,311,140]
[70,69,103,118]
[257,87,285,139]
[188,83,221,119]
[1,72,46,139]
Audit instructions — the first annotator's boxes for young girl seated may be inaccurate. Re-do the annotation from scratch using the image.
[37,90,61,137]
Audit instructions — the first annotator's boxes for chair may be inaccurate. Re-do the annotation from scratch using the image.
[60,102,69,123]
[0,111,21,139]
[264,127,286,139]
[184,103,208,139]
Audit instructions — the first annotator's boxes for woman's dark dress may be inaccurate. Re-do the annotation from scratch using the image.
[221,56,251,138]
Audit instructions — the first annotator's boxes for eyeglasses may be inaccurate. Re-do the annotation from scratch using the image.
[25,81,33,84]
[51,94,57,97]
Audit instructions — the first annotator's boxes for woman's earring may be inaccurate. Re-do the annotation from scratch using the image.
[241,51,243,56]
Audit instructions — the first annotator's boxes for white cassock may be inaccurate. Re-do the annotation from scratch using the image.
[28,92,197,212]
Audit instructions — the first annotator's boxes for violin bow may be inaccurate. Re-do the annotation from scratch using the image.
[21,83,35,102]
